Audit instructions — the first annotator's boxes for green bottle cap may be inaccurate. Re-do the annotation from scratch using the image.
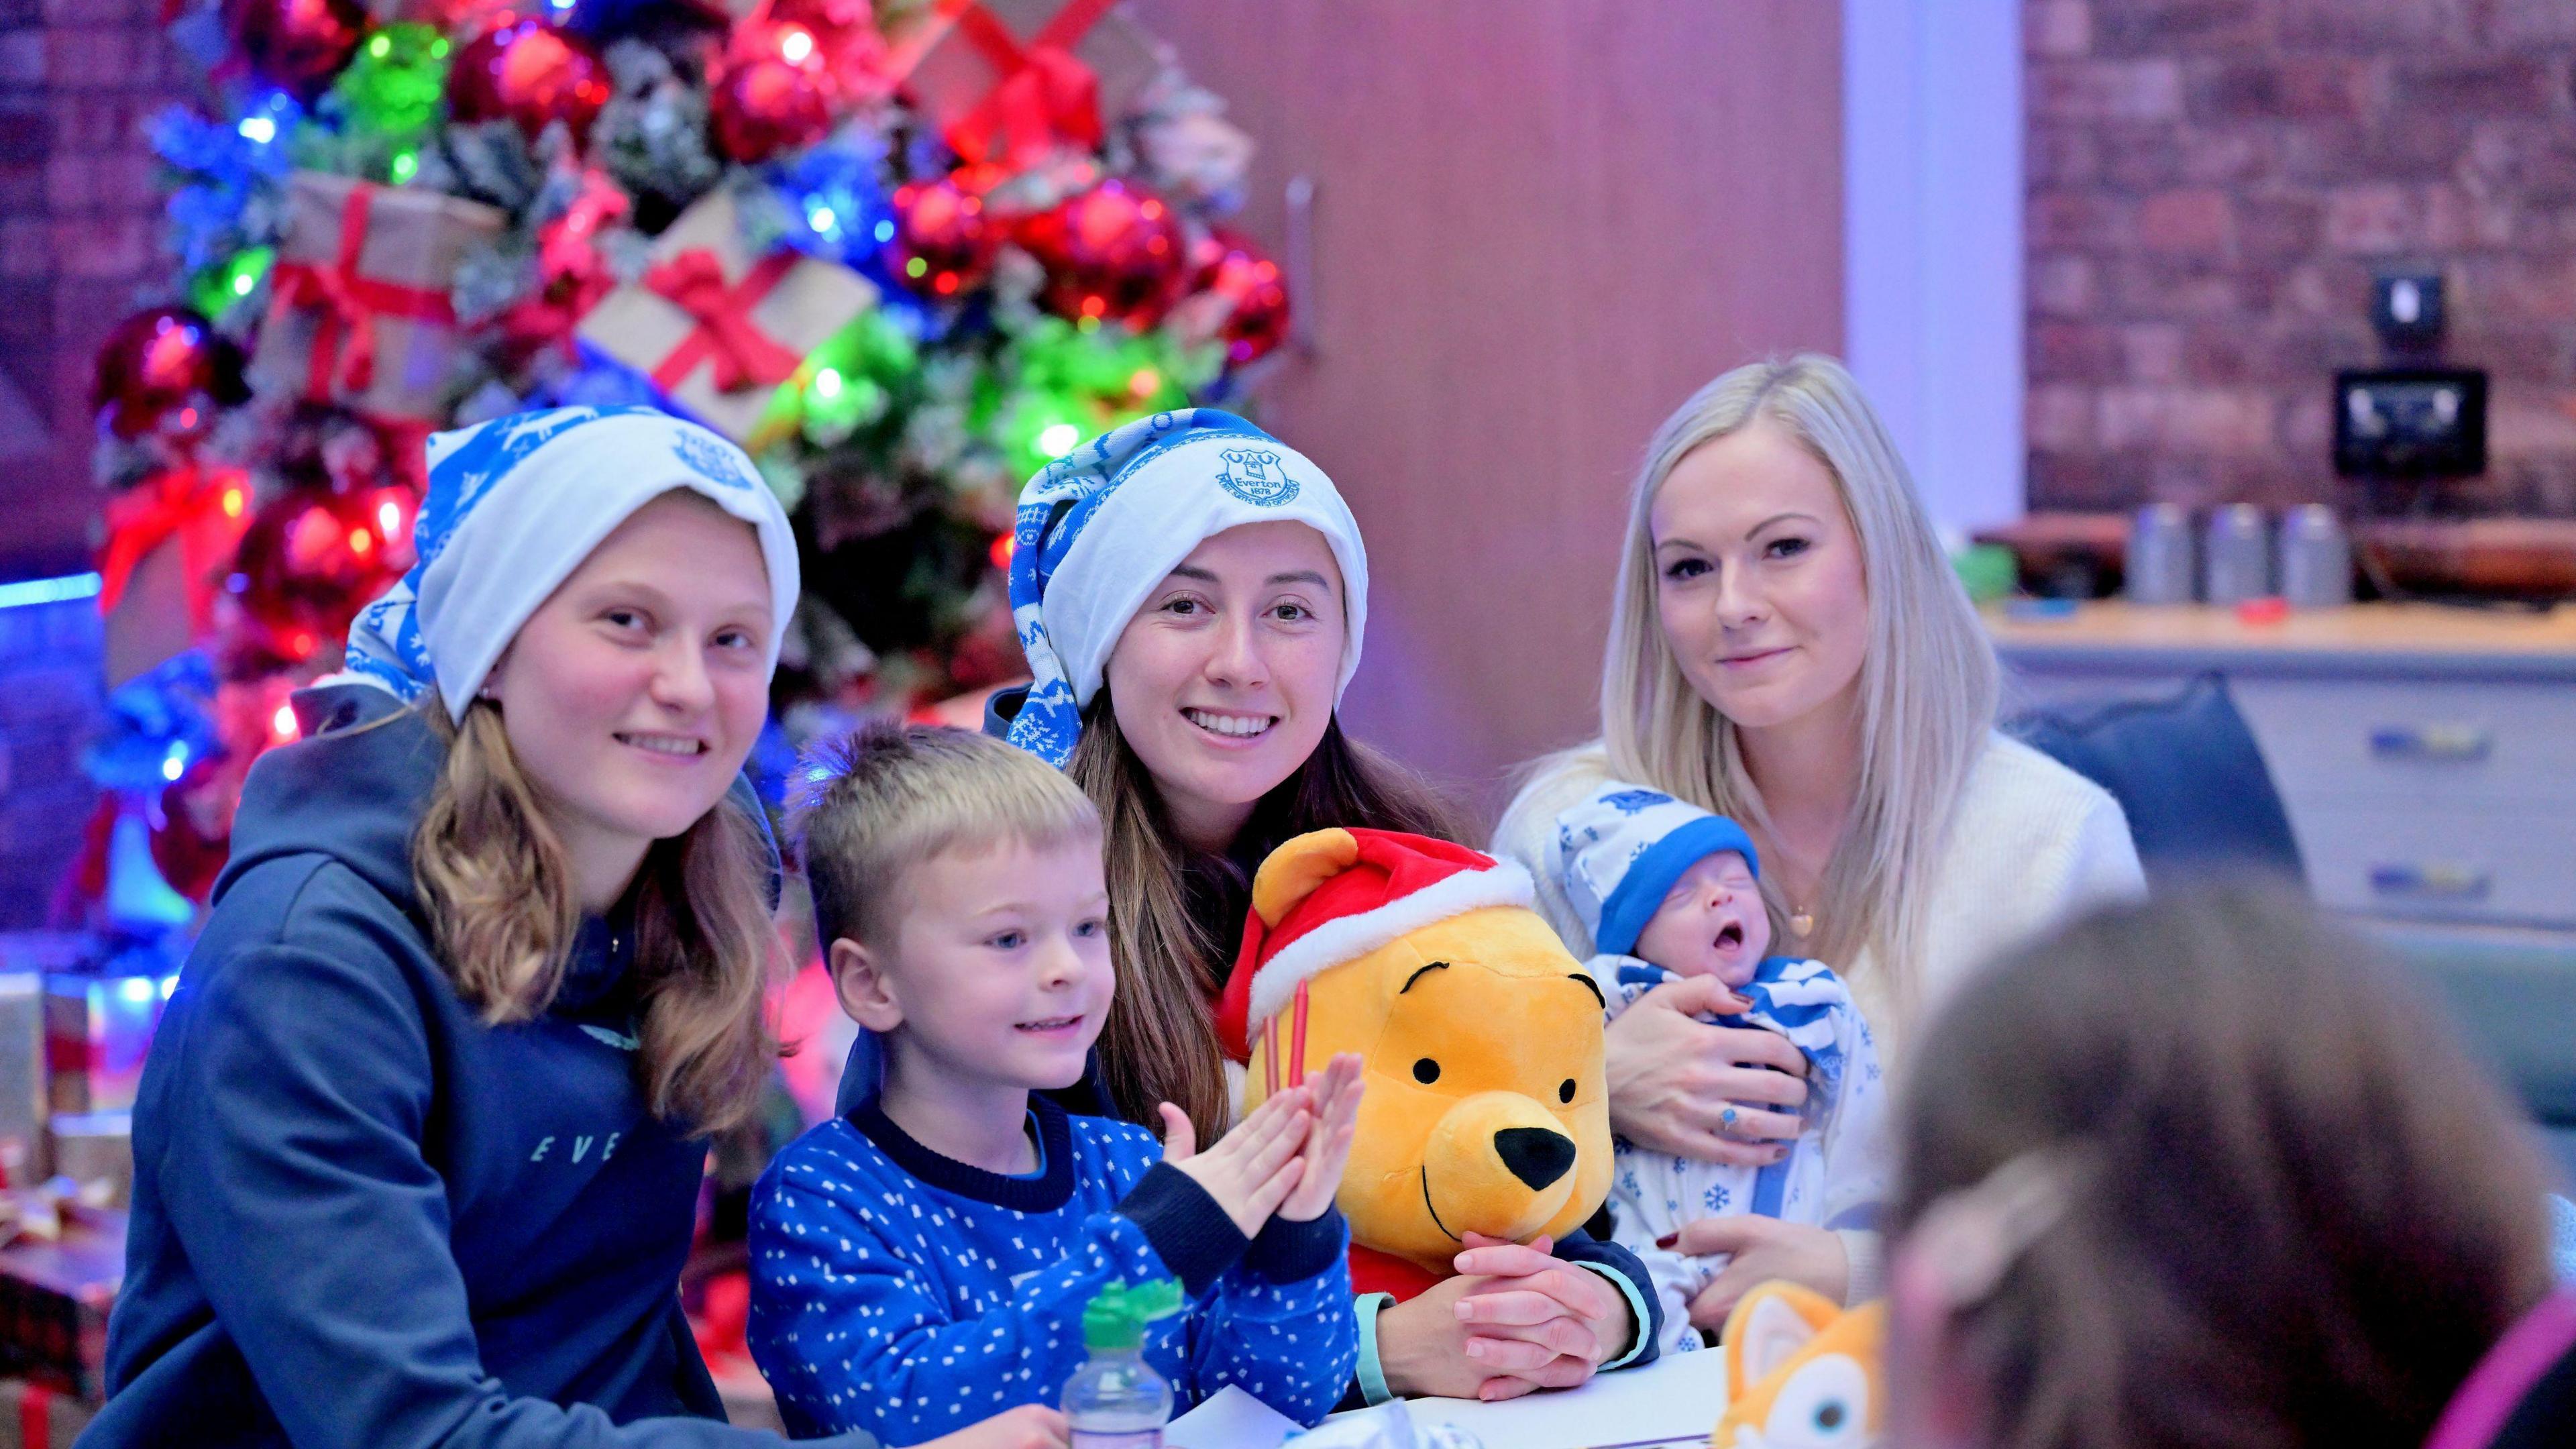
[1081,1277,1184,1351]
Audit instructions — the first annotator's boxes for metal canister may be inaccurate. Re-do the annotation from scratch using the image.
[2202,503,2273,604]
[2277,503,2353,608]
[2125,502,2196,605]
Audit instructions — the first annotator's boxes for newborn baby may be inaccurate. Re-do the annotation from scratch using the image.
[1554,783,1888,1351]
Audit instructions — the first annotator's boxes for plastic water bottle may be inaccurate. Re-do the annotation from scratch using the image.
[1063,1278,1183,1449]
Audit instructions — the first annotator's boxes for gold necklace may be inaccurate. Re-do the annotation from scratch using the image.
[1787,904,1815,939]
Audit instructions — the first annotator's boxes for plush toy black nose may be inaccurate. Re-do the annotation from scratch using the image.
[1493,1128,1576,1191]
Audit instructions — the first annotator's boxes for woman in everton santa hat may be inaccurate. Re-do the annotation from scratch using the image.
[838,409,1660,1403]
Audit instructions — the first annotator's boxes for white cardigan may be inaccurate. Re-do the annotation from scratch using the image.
[1493,731,2147,1063]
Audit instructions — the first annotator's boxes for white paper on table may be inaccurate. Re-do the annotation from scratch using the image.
[1350,1351,1729,1449]
[1167,1385,1303,1449]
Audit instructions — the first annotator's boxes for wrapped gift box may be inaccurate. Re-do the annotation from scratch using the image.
[0,1376,95,1448]
[0,965,54,1189]
[575,188,876,445]
[44,977,166,1118]
[251,172,507,423]
[0,1210,121,1401]
[889,0,1165,165]
[44,1119,129,1213]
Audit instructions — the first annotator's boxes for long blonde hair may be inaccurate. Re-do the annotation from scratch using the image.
[1594,354,1996,1016]
[413,692,783,1134]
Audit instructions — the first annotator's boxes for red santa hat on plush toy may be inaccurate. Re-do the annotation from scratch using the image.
[1216,828,1536,1061]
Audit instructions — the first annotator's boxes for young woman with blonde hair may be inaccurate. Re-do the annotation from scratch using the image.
[1494,354,2143,1326]
[89,409,1048,1449]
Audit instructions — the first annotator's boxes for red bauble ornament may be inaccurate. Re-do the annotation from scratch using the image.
[91,306,248,441]
[225,486,414,665]
[148,775,231,905]
[1018,180,1187,328]
[756,0,885,88]
[709,46,838,163]
[448,19,610,148]
[888,174,999,299]
[1187,228,1291,366]
[221,0,367,101]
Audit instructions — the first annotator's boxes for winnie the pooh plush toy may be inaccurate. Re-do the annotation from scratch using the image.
[1710,1283,1884,1449]
[1214,828,1613,1301]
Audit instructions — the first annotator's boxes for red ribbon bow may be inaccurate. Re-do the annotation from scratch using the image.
[643,248,804,394]
[934,0,1116,167]
[269,183,460,401]
[95,462,251,629]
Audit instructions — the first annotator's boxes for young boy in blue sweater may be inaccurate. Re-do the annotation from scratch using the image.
[751,723,1362,1446]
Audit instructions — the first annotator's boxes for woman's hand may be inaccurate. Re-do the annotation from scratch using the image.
[1449,1234,1631,1401]
[1375,1234,1629,1402]
[1156,1087,1311,1238]
[916,1404,1069,1449]
[1667,1216,1850,1330]
[1277,1054,1364,1222]
[1605,975,1809,1165]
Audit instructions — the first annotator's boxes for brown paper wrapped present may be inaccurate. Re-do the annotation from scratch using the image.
[0,1376,95,1447]
[0,1208,120,1401]
[576,189,876,445]
[889,0,1165,168]
[251,172,507,423]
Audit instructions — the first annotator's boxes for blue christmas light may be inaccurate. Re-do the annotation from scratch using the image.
[83,649,223,796]
[767,136,894,277]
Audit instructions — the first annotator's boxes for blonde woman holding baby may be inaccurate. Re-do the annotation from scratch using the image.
[1494,355,2143,1332]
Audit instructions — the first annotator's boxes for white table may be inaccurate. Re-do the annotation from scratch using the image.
[1395,1352,1729,1449]
[1171,1352,1730,1449]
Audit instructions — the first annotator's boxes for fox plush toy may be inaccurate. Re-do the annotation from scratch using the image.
[1711,1283,1885,1449]
[1214,828,1613,1299]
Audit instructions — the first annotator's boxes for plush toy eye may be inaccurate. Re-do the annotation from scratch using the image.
[1413,1057,1440,1085]
[1558,1078,1576,1104]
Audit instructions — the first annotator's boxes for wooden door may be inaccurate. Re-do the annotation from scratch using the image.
[1126,0,1845,827]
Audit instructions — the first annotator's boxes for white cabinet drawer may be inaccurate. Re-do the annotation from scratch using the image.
[2293,801,2576,928]
[2232,677,2576,808]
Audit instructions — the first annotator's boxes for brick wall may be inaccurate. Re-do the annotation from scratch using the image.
[0,0,190,582]
[0,596,105,926]
[2025,0,2576,515]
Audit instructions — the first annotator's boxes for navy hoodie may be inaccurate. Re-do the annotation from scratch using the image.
[85,688,871,1449]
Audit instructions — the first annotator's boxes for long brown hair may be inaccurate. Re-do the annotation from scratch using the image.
[1889,886,2553,1449]
[1067,695,1458,1138]
[412,692,783,1134]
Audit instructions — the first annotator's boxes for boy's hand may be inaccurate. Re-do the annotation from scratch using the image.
[1277,1053,1363,1222]
[1156,1088,1311,1238]
[918,1404,1068,1449]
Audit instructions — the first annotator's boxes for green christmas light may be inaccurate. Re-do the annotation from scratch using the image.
[332,23,450,142]
[190,246,274,320]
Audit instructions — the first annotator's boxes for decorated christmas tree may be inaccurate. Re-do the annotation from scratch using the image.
[71,0,1289,928]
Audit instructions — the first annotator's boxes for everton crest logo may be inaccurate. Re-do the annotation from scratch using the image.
[674,428,757,492]
[1214,447,1299,506]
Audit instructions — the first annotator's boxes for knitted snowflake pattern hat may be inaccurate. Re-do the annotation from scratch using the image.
[1003,409,1368,767]
[1554,782,1762,958]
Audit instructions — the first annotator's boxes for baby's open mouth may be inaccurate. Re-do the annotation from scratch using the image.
[1715,922,1746,951]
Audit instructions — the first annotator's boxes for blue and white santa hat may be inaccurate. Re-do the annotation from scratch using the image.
[321,405,801,720]
[1004,409,1368,767]
[1554,782,1762,957]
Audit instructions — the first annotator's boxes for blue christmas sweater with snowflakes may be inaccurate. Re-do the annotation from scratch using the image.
[748,1095,1356,1444]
